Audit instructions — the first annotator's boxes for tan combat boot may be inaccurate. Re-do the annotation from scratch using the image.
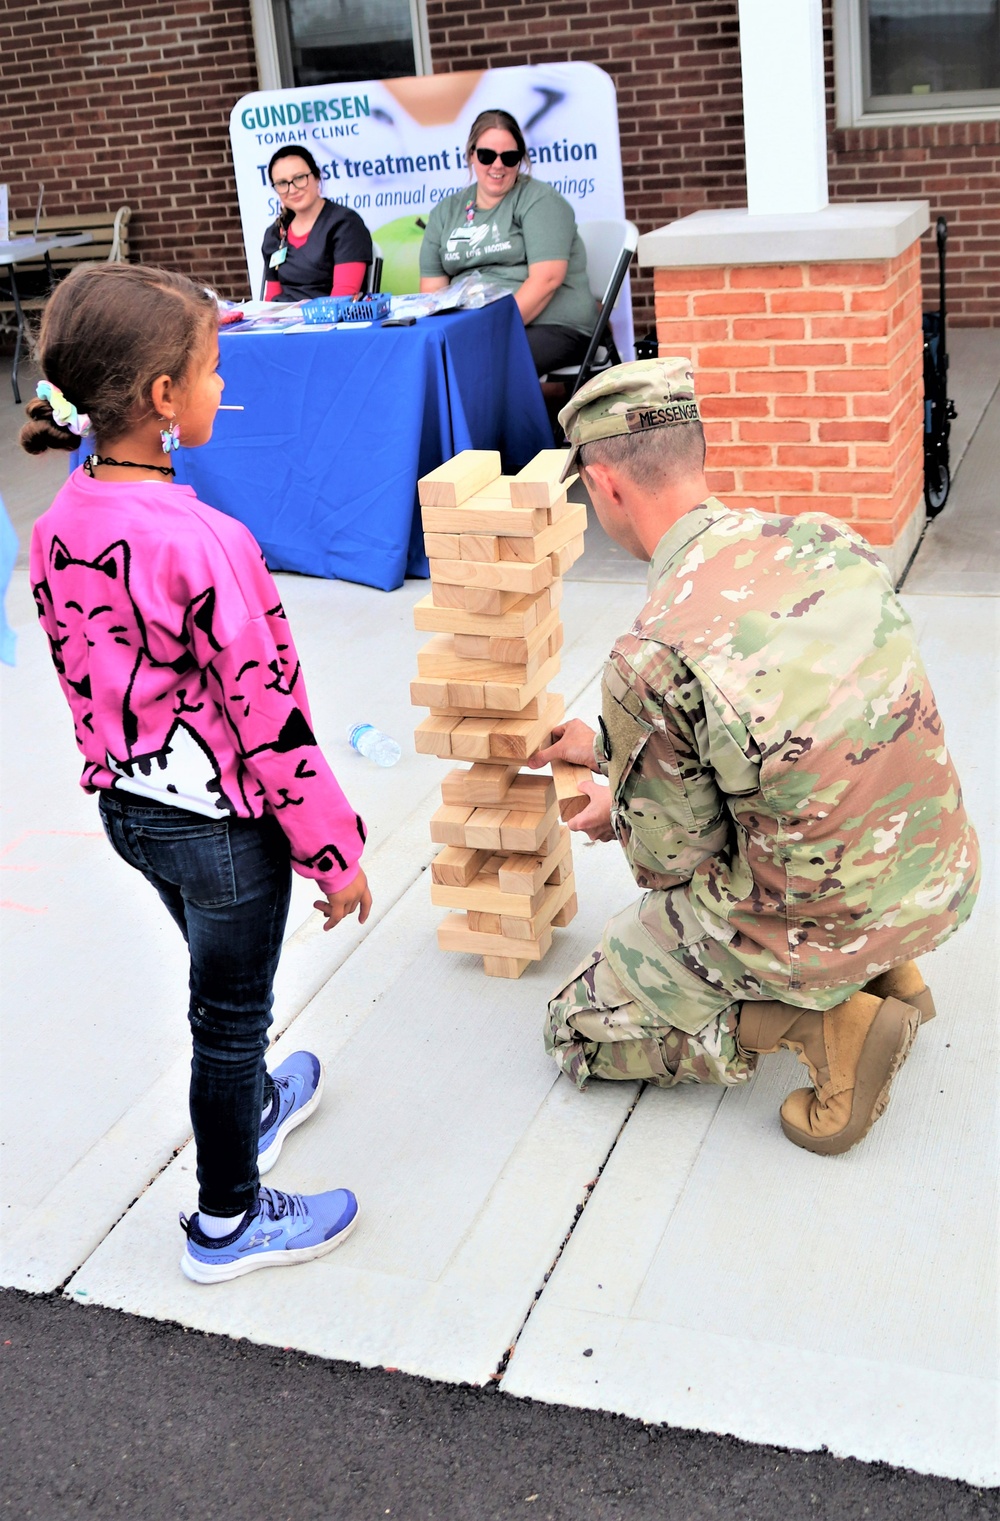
[864,961,936,1023]
[738,991,921,1156]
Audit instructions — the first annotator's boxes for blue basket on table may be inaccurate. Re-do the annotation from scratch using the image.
[300,294,391,324]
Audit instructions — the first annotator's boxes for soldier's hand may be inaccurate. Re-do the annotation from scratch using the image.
[529,719,599,770]
[567,776,615,842]
[314,867,372,931]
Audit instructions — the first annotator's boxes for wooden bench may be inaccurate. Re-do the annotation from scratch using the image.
[0,206,131,318]
[1,206,131,400]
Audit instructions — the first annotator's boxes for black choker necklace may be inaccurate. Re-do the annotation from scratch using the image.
[84,454,175,479]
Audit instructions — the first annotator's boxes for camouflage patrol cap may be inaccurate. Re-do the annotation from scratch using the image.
[558,358,701,481]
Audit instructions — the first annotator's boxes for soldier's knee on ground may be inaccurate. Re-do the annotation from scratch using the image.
[546,950,756,1090]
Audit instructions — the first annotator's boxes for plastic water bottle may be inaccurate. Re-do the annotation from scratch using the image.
[348,722,401,767]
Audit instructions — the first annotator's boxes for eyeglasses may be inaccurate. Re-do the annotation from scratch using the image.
[474,147,522,168]
[272,172,314,194]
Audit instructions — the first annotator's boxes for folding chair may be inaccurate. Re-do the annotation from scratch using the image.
[544,219,639,398]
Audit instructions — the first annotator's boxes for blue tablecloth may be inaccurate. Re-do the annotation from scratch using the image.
[172,297,552,591]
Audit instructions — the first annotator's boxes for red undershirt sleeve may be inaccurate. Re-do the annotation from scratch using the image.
[330,261,367,298]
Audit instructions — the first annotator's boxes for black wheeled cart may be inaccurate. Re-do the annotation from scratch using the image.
[922,216,958,517]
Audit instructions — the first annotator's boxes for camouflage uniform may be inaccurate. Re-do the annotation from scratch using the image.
[548,366,980,1090]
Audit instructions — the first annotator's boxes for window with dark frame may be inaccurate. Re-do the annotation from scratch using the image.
[271,0,422,88]
[862,0,1000,113]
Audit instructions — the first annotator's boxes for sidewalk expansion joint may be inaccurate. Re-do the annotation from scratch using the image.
[57,1140,193,1301]
[487,1082,646,1389]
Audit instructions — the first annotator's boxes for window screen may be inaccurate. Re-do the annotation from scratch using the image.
[275,0,418,87]
[864,0,1000,108]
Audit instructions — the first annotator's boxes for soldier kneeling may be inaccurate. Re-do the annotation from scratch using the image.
[531,359,979,1156]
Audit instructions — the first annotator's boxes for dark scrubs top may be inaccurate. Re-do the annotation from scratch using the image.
[261,199,373,302]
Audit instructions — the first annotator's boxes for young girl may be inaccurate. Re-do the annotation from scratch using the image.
[23,263,370,1284]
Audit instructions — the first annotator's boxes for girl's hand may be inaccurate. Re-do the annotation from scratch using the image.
[528,719,599,771]
[314,867,372,930]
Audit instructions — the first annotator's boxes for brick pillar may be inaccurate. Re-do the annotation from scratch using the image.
[640,204,930,583]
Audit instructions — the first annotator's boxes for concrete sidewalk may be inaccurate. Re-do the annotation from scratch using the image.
[2,334,997,1489]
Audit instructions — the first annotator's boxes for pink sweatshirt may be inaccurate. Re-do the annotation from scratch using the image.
[30,469,364,894]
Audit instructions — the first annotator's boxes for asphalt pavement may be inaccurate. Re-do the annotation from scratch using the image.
[3,1287,998,1521]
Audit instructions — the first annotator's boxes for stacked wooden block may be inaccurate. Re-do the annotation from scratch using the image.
[411,449,592,979]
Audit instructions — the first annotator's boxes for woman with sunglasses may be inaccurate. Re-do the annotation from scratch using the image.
[261,147,373,303]
[419,110,594,376]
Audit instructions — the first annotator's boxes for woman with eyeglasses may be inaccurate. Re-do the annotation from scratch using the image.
[419,109,594,377]
[261,148,373,303]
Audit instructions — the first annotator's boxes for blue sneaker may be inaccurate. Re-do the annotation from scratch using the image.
[180,1185,358,1284]
[258,1051,324,1176]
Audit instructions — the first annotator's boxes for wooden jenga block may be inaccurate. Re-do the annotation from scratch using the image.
[437,913,553,962]
[467,911,502,933]
[552,760,592,820]
[499,874,577,940]
[423,532,460,560]
[429,696,545,721]
[550,536,585,576]
[488,691,565,762]
[414,713,461,757]
[471,475,514,499]
[510,450,577,508]
[430,580,478,610]
[499,801,560,852]
[420,500,547,537]
[413,585,557,639]
[430,865,549,918]
[498,504,587,563]
[429,581,526,617]
[502,772,556,808]
[427,556,553,597]
[418,450,500,508]
[440,763,521,807]
[453,632,492,659]
[545,850,575,886]
[482,954,532,979]
[546,494,576,522]
[459,533,500,562]
[450,717,501,760]
[483,652,560,714]
[430,845,492,888]
[429,803,473,846]
[464,807,509,849]
[497,826,572,896]
[416,632,548,687]
[551,892,579,928]
[416,666,561,718]
[462,586,525,615]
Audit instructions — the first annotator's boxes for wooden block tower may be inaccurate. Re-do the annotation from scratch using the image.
[411,449,592,979]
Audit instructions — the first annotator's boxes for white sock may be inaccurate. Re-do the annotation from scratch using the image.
[198,1209,245,1239]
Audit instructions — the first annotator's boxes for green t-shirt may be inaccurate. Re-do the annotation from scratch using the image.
[419,176,594,334]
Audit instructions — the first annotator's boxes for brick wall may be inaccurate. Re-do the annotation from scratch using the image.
[654,248,925,552]
[426,0,749,338]
[426,0,999,329]
[0,0,259,299]
[1,1,995,325]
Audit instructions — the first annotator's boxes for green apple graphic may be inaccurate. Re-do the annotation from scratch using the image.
[374,214,427,296]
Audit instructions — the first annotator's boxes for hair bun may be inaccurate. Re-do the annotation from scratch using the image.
[20,396,82,455]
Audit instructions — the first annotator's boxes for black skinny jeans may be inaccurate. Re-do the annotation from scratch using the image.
[99,792,292,1219]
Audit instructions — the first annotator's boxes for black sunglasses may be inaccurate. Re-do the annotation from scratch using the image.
[474,147,522,167]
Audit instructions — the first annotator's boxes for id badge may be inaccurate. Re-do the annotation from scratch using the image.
[269,246,287,269]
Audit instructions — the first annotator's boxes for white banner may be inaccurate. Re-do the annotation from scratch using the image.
[229,63,632,357]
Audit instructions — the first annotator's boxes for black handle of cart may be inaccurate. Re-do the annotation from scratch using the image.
[922,215,956,517]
